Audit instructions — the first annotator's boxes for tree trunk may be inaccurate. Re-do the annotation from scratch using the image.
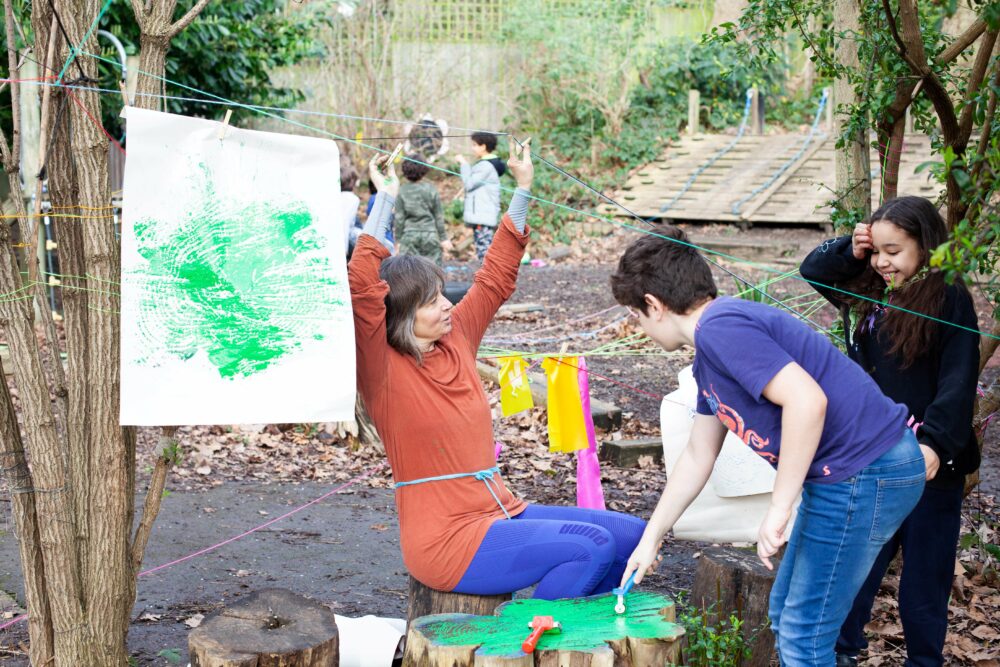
[407,576,511,627]
[688,546,780,667]
[1,121,92,667]
[874,78,917,204]
[356,394,382,447]
[48,86,93,583]
[833,0,871,221]
[404,594,683,667]
[48,6,127,661]
[0,355,54,665]
[134,38,168,111]
[188,589,340,667]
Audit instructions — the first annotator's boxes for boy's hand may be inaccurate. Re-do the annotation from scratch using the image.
[757,502,791,571]
[507,137,533,190]
[851,223,873,260]
[440,239,454,252]
[456,154,467,165]
[620,538,664,586]
[369,153,399,198]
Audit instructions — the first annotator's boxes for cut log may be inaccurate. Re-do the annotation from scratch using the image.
[188,588,338,667]
[407,575,512,626]
[688,546,780,667]
[403,591,683,666]
[497,302,545,316]
[546,246,572,261]
[598,438,663,468]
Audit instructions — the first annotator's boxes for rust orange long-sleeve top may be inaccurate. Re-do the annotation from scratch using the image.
[348,215,529,590]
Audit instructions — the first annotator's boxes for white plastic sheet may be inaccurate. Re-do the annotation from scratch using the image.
[660,366,798,543]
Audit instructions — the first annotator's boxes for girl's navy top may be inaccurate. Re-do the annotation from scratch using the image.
[800,236,981,488]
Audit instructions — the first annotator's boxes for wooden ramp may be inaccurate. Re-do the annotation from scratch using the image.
[609,132,942,229]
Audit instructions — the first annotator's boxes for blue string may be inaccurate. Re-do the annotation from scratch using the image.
[661,88,754,213]
[394,466,512,519]
[730,88,830,216]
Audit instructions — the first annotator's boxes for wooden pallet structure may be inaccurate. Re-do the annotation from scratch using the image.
[609,132,942,230]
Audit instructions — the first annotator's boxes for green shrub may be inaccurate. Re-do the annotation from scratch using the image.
[675,595,759,667]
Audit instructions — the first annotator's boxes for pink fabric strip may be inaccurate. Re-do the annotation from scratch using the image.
[576,357,606,510]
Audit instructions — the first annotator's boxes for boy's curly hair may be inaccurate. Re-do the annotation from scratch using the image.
[402,154,430,182]
[611,224,717,315]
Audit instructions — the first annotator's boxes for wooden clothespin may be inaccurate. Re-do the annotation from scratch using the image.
[118,81,131,118]
[218,109,233,140]
[118,80,130,106]
[386,142,404,166]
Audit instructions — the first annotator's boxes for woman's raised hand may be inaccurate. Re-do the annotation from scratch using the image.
[507,137,534,190]
[369,150,400,198]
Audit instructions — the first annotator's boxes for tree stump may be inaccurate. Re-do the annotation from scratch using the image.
[403,591,684,666]
[407,575,512,627]
[188,588,338,667]
[688,546,781,667]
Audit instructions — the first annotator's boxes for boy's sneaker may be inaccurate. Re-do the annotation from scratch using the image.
[835,655,858,667]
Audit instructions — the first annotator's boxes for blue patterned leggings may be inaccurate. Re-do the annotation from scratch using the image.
[452,504,646,600]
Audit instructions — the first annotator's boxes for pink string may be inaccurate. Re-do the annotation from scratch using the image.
[0,461,387,633]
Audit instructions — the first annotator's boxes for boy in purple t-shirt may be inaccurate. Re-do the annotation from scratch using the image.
[611,225,926,667]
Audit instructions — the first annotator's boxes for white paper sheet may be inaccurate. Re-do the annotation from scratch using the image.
[120,108,355,425]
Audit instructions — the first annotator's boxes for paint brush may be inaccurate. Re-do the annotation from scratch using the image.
[612,570,638,615]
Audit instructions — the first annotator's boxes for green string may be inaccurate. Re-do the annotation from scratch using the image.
[56,0,115,84]
[57,49,1000,342]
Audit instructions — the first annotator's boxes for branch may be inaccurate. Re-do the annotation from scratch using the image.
[130,430,179,573]
[129,0,149,20]
[889,0,960,145]
[958,30,998,146]
[971,50,1000,184]
[169,0,211,38]
[938,18,987,65]
[4,0,21,169]
[981,323,1000,375]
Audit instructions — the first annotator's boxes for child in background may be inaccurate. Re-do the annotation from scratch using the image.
[338,148,361,257]
[457,131,506,261]
[395,154,452,266]
[800,196,980,667]
[612,224,926,666]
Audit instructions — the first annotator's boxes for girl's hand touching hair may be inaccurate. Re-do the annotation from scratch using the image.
[851,222,873,260]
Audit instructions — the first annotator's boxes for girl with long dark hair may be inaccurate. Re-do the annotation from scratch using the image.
[800,196,981,667]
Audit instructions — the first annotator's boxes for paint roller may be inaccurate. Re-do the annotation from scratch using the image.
[521,615,562,654]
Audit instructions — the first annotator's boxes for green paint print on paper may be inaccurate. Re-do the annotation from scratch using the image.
[129,165,343,379]
[418,591,683,656]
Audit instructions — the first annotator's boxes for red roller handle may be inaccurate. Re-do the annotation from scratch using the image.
[522,626,545,653]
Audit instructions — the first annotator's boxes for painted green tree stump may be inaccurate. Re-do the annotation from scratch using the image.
[403,591,684,666]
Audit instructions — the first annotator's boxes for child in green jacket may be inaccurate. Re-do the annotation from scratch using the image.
[395,154,452,265]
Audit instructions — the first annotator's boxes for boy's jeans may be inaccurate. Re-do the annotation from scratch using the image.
[769,429,925,666]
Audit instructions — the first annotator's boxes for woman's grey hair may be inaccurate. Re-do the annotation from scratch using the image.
[380,254,446,363]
